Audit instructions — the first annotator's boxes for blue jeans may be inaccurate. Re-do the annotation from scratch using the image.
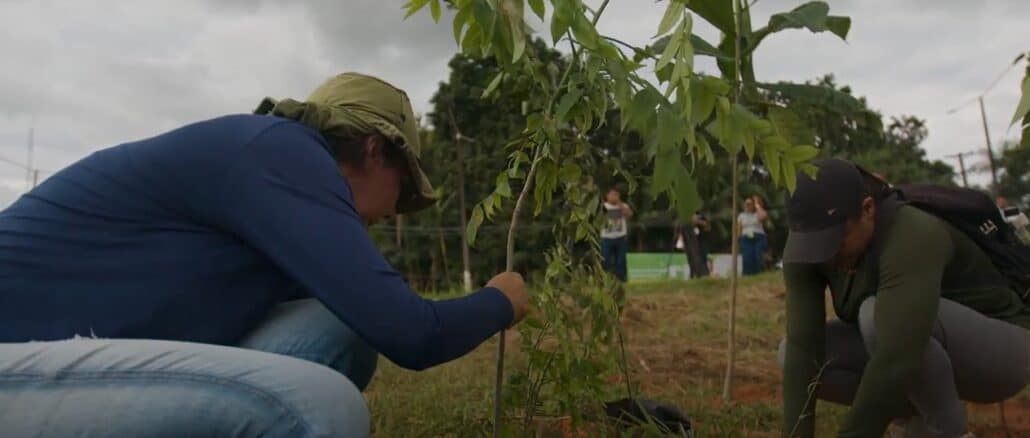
[740,233,767,276]
[0,299,378,437]
[601,236,628,282]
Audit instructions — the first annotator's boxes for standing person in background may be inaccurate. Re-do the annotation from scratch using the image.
[738,195,769,276]
[677,212,711,278]
[602,187,633,282]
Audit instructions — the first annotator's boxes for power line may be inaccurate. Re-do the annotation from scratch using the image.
[0,154,31,171]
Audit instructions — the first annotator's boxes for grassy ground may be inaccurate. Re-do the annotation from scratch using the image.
[364,273,1030,437]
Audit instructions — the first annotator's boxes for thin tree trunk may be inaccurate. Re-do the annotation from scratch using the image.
[494,153,541,437]
[723,154,740,401]
[723,0,745,402]
[438,230,452,291]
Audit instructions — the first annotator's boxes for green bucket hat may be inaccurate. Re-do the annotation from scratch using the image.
[254,72,437,214]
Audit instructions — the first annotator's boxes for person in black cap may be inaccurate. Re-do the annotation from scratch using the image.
[777,158,1030,438]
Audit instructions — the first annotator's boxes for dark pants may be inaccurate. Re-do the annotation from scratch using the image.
[684,232,710,278]
[740,233,767,276]
[601,236,628,282]
[778,298,1030,436]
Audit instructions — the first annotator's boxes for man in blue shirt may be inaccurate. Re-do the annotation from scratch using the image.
[0,72,529,437]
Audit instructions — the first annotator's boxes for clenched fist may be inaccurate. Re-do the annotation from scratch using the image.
[486,272,529,326]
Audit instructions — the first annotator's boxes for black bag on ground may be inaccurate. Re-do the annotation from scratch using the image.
[603,397,692,436]
[896,183,1030,302]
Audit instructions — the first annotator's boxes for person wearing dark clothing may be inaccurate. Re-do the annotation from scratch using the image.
[778,158,1030,438]
[677,213,711,278]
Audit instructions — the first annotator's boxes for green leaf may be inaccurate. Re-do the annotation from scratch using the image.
[495,173,512,197]
[559,163,582,182]
[690,34,732,61]
[686,0,735,36]
[403,0,432,19]
[782,159,798,193]
[473,0,496,43]
[785,144,820,162]
[714,96,739,153]
[649,146,677,198]
[550,8,570,44]
[767,106,815,145]
[460,23,483,55]
[571,15,598,50]
[770,1,830,32]
[752,2,850,51]
[482,192,496,217]
[656,107,683,152]
[732,105,758,159]
[800,163,820,179]
[511,21,526,62]
[696,135,714,165]
[826,16,852,40]
[648,34,732,62]
[627,86,660,131]
[482,71,505,98]
[762,144,782,185]
[528,0,545,20]
[452,5,470,44]
[656,0,685,37]
[673,169,702,221]
[555,88,584,122]
[1010,73,1030,126]
[525,113,544,133]
[466,205,484,246]
[655,29,682,72]
[429,0,441,22]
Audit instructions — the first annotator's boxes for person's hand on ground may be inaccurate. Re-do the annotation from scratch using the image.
[486,272,529,326]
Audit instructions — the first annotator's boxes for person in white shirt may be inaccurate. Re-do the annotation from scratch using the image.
[738,195,769,275]
[601,187,633,281]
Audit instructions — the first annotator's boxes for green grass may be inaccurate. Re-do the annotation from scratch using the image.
[365,273,1030,437]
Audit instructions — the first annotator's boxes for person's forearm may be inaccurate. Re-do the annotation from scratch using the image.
[782,264,828,438]
[783,342,820,438]
[407,287,513,369]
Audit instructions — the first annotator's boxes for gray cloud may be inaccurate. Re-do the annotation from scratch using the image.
[1,0,1028,208]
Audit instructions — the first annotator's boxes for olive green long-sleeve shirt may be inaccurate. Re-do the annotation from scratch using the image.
[782,205,1030,438]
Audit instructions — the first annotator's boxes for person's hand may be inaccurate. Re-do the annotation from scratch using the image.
[487,272,529,326]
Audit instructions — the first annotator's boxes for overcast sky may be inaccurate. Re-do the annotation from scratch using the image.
[1,0,1027,207]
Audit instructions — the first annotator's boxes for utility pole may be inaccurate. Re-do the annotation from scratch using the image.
[25,126,34,191]
[977,97,999,190]
[944,151,974,188]
[32,169,39,188]
[447,107,474,293]
[946,56,1026,192]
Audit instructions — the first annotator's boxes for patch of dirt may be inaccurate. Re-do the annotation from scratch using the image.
[968,399,1030,437]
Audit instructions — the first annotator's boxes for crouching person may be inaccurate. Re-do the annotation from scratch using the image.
[778,158,1030,438]
[0,73,529,437]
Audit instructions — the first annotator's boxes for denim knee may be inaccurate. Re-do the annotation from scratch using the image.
[278,361,371,437]
[238,299,379,391]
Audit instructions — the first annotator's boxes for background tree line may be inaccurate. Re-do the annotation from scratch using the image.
[372,43,1029,292]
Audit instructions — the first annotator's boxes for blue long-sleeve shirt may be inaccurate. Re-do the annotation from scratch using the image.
[0,114,513,370]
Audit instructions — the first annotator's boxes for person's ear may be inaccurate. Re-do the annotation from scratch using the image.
[363,135,386,167]
[861,196,876,221]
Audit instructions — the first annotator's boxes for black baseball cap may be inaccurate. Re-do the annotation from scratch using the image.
[782,158,866,264]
